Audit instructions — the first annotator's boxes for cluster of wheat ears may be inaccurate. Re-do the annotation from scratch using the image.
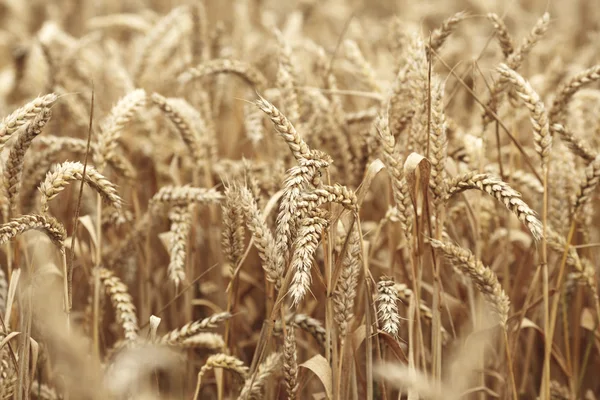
[0,0,599,399]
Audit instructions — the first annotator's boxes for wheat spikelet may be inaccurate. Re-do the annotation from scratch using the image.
[275,156,331,276]
[197,353,248,388]
[161,312,232,345]
[149,185,222,210]
[550,123,596,162]
[3,108,52,215]
[178,59,267,91]
[221,185,245,271]
[549,65,600,125]
[0,214,66,249]
[296,184,358,217]
[95,89,146,169]
[428,11,467,54]
[179,332,226,349]
[446,172,543,240]
[333,227,361,337]
[497,63,551,168]
[38,161,123,213]
[283,326,298,400]
[430,240,510,327]
[377,279,401,338]
[429,78,448,202]
[237,353,282,400]
[0,268,7,316]
[507,12,550,69]
[289,212,328,305]
[96,267,138,342]
[0,93,58,148]
[167,205,192,288]
[572,155,600,217]
[487,13,514,58]
[151,93,206,162]
[255,96,311,162]
[238,185,281,289]
[375,117,413,234]
[273,314,328,351]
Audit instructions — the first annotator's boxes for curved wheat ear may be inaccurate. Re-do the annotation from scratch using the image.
[377,279,401,338]
[333,228,361,337]
[95,89,146,169]
[150,93,206,162]
[549,65,600,125]
[238,186,281,290]
[0,94,58,148]
[283,326,298,400]
[133,6,188,81]
[497,63,551,169]
[38,161,123,213]
[178,59,267,92]
[195,353,248,396]
[550,124,596,162]
[289,212,329,305]
[221,185,245,271]
[4,108,52,215]
[161,312,231,345]
[572,155,600,218]
[446,172,543,240]
[237,353,282,400]
[149,185,222,210]
[0,214,66,250]
[167,206,192,288]
[487,13,514,58]
[255,96,311,162]
[95,267,138,341]
[296,184,358,217]
[431,240,510,327]
[428,11,467,55]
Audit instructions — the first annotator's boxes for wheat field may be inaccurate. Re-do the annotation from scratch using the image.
[0,0,599,399]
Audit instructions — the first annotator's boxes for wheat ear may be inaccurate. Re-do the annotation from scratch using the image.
[487,13,514,58]
[237,353,282,400]
[0,93,58,148]
[167,205,192,288]
[95,267,138,342]
[4,108,52,215]
[283,326,299,400]
[377,279,401,338]
[161,312,232,345]
[430,240,510,327]
[0,214,66,250]
[445,172,543,240]
[38,161,123,213]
